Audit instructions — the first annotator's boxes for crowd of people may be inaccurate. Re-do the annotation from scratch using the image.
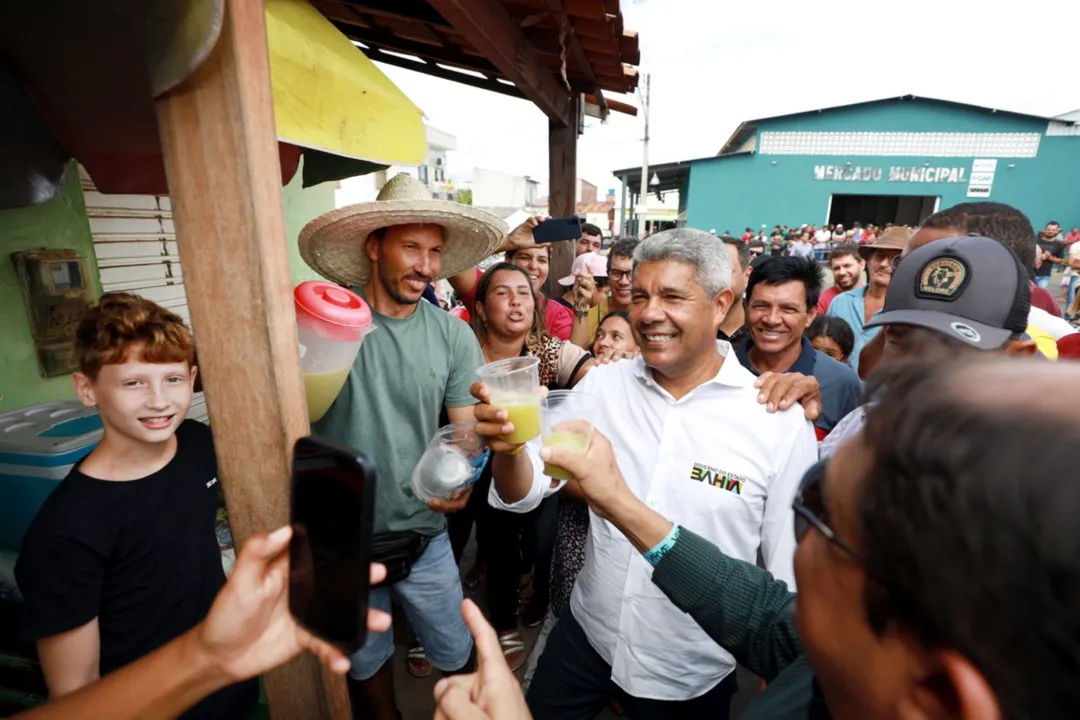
[10,172,1080,720]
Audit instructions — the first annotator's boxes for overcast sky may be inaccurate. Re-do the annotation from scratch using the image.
[373,0,1079,196]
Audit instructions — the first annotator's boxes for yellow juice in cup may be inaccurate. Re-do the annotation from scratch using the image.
[491,391,542,444]
[541,431,589,481]
[304,368,351,423]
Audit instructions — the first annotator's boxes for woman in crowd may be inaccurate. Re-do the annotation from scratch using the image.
[807,315,856,365]
[590,310,636,359]
[448,262,594,671]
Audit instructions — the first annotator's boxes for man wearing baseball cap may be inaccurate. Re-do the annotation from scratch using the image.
[820,234,1036,457]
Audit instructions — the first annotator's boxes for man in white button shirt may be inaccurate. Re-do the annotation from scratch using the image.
[473,228,818,720]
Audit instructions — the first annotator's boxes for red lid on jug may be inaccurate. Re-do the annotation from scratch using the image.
[294,281,372,329]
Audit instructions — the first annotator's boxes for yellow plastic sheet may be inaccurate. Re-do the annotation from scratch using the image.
[266,0,426,165]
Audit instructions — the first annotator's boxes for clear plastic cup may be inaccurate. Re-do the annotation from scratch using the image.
[476,357,542,444]
[411,420,491,503]
[540,390,600,481]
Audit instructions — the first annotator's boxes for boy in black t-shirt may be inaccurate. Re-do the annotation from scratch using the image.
[15,293,257,719]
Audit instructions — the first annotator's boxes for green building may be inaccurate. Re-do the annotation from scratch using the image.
[615,95,1080,233]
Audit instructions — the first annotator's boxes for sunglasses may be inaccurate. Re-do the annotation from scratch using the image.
[792,460,865,565]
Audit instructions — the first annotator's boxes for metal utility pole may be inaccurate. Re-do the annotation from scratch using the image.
[637,73,650,237]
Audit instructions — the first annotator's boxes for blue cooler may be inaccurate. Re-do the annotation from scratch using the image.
[0,402,103,553]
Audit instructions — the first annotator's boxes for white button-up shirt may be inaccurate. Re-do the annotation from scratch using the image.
[489,342,817,700]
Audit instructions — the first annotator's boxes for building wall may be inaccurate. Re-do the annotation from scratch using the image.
[471,168,540,211]
[0,163,100,412]
[686,101,1080,232]
[282,159,337,285]
[0,160,336,414]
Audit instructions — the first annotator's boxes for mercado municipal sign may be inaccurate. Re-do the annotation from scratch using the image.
[813,165,969,183]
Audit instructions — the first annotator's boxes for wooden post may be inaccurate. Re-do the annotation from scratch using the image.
[154,1,349,718]
[546,97,580,297]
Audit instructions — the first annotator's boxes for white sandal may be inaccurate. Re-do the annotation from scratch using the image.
[498,630,526,672]
[406,643,432,678]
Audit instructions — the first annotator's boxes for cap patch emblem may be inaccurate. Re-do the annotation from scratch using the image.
[918,258,966,298]
[951,322,981,343]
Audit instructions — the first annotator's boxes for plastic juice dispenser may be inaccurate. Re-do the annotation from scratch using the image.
[294,281,373,423]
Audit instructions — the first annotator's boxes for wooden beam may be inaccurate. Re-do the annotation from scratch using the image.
[541,0,604,111]
[585,93,635,116]
[153,2,349,719]
[546,96,580,297]
[426,0,571,125]
[342,0,453,29]
[364,47,528,100]
[335,22,502,74]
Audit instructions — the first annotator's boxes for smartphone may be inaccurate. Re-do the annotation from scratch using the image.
[533,216,583,244]
[289,435,376,654]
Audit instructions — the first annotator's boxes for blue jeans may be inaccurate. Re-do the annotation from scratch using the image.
[1068,275,1078,312]
[1035,275,1052,290]
[348,532,472,680]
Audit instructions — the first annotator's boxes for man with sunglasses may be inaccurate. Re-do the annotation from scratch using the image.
[825,226,912,373]
[437,355,1080,720]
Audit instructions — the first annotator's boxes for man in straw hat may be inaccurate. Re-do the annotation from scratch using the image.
[825,225,912,373]
[299,173,507,718]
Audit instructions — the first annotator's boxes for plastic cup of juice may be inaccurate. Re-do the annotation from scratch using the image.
[540,390,600,481]
[476,357,542,445]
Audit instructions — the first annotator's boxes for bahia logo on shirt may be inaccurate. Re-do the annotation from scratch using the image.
[690,462,746,495]
[206,477,218,489]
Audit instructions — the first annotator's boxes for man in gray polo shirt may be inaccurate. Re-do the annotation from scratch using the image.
[735,256,862,439]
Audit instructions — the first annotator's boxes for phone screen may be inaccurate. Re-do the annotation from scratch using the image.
[289,437,373,653]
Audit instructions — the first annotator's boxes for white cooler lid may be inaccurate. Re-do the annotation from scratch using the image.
[0,401,104,456]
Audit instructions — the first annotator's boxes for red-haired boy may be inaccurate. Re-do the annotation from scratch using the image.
[15,293,257,718]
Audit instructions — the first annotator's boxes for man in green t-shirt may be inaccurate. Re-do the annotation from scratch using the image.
[299,173,507,719]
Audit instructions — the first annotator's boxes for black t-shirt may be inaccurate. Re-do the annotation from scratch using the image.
[15,420,257,719]
[1036,239,1065,277]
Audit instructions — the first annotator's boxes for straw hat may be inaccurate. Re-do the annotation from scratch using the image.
[299,173,507,287]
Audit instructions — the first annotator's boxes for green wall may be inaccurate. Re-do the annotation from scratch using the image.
[282,159,336,285]
[686,100,1080,233]
[0,163,100,412]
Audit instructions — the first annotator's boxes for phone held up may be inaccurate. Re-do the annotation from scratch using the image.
[289,436,376,654]
[532,215,583,244]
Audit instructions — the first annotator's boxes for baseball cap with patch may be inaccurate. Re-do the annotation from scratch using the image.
[864,234,1030,350]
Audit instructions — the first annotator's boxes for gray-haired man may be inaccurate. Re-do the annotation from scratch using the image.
[472,228,818,719]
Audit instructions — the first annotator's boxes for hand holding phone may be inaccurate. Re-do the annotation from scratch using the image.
[533,216,583,244]
[289,436,376,654]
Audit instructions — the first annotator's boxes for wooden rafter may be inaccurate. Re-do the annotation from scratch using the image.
[425,0,571,125]
[362,45,529,100]
[540,0,607,117]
